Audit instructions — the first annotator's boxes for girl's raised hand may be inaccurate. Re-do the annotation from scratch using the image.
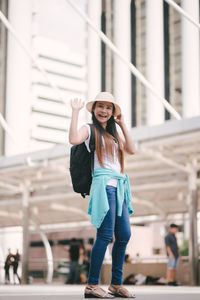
[114,114,124,127]
[71,98,85,111]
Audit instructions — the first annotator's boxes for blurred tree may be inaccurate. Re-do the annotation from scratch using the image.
[179,239,189,256]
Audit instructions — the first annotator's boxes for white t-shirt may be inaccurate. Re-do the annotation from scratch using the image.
[134,274,147,285]
[84,124,121,187]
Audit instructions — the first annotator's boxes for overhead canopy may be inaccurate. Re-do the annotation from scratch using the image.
[0,116,200,228]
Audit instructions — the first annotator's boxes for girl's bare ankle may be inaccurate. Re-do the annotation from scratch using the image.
[110,284,121,287]
[87,284,98,288]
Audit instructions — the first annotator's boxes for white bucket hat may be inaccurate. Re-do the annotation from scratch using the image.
[86,92,121,117]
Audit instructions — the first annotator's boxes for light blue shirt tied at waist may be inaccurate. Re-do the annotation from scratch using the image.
[88,167,134,228]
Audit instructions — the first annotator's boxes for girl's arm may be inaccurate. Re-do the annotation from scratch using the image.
[115,115,136,155]
[69,99,89,145]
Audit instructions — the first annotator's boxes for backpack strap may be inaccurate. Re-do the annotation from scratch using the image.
[88,124,95,173]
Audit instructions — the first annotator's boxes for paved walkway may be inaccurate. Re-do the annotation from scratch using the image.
[0,285,200,300]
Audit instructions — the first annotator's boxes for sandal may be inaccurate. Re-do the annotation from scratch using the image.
[84,286,115,298]
[108,285,136,298]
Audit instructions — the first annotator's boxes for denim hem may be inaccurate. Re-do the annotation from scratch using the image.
[111,280,122,285]
[87,276,99,285]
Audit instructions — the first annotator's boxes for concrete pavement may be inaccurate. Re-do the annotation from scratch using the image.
[0,285,200,300]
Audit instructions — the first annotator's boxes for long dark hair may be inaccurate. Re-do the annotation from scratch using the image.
[91,102,124,172]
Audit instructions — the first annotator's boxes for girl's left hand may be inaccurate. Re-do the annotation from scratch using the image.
[115,114,125,127]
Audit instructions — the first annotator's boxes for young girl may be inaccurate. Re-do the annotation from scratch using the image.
[69,92,136,298]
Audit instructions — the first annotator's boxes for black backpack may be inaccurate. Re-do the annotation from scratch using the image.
[69,124,95,198]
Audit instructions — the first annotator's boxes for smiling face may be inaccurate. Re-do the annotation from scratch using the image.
[93,101,114,128]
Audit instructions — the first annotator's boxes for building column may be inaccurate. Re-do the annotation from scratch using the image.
[188,171,199,285]
[181,0,200,118]
[0,0,8,156]
[87,0,101,101]
[21,181,30,285]
[5,0,32,156]
[113,0,131,128]
[105,0,113,93]
[146,0,165,125]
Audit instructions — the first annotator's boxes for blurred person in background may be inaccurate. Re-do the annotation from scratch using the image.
[165,224,181,286]
[79,245,90,284]
[123,273,167,285]
[12,249,21,284]
[67,238,81,284]
[4,249,14,284]
[124,254,131,263]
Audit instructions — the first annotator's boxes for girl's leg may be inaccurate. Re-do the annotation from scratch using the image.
[87,186,117,285]
[111,198,131,285]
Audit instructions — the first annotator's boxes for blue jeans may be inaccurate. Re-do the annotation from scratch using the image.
[88,185,131,285]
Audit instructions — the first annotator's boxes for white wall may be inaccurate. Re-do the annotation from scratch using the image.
[5,0,32,155]
[126,226,154,258]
